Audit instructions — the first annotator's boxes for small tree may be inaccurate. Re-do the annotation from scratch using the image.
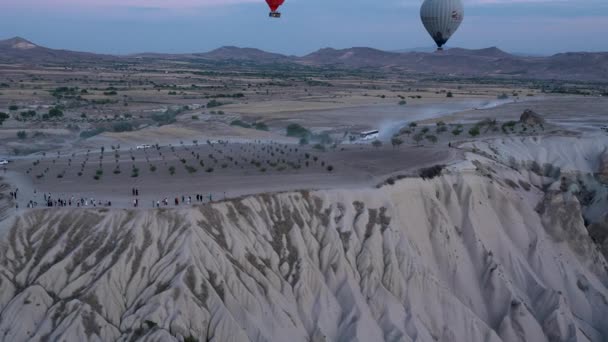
[391,137,404,148]
[372,140,383,148]
[446,92,453,98]
[413,133,425,146]
[425,134,438,144]
[17,131,27,139]
[469,126,481,137]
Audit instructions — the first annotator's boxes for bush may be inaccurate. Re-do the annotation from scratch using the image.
[372,140,383,148]
[469,126,481,137]
[413,132,425,145]
[286,123,311,138]
[254,122,269,131]
[446,92,453,98]
[80,128,105,139]
[20,110,36,118]
[151,110,177,126]
[0,112,9,125]
[17,131,27,139]
[207,99,224,108]
[399,100,407,105]
[425,135,438,144]
[230,120,251,128]
[113,122,133,132]
[9,105,18,111]
[391,137,403,148]
[419,165,445,180]
[191,115,199,120]
[48,107,64,118]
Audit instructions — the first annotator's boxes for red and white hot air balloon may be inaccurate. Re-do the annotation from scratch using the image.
[266,0,285,18]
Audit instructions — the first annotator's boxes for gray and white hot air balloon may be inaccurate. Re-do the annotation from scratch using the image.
[420,0,464,50]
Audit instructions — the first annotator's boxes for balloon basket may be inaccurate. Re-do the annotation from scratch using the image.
[269,12,281,18]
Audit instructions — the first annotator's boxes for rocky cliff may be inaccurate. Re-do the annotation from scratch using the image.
[1,162,607,341]
[1,136,608,341]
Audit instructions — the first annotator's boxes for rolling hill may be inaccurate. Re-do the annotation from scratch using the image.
[1,37,607,81]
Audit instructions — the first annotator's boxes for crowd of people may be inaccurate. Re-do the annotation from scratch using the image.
[9,186,227,210]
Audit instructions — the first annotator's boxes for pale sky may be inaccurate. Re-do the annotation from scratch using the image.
[0,0,606,55]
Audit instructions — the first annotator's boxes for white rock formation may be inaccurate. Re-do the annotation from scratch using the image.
[0,136,607,341]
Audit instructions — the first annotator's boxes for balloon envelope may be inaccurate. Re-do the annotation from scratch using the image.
[420,0,464,49]
[266,0,285,12]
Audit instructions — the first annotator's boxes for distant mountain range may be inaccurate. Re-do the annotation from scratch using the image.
[2,37,607,82]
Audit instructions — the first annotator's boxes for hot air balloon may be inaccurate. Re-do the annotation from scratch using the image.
[266,0,285,18]
[420,0,464,51]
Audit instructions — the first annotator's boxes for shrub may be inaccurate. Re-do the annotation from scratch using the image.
[254,122,269,131]
[446,92,453,98]
[399,100,407,105]
[207,99,224,108]
[113,122,133,132]
[286,123,311,138]
[469,126,481,137]
[17,131,27,139]
[80,128,105,139]
[0,112,9,125]
[48,107,64,118]
[230,120,251,128]
[372,140,383,148]
[413,132,425,145]
[419,165,445,180]
[391,137,403,148]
